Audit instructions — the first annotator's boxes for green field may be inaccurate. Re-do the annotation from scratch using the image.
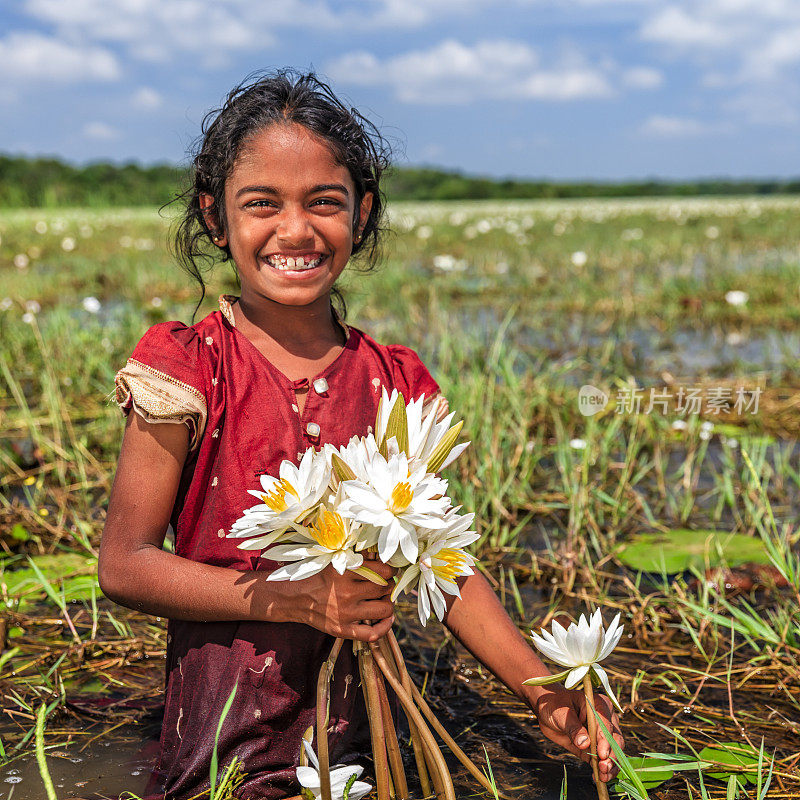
[1,198,799,798]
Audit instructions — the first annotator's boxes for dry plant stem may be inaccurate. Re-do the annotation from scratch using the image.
[358,646,392,800]
[384,632,508,800]
[316,637,345,800]
[381,634,432,798]
[582,675,610,800]
[369,641,456,800]
[405,664,514,799]
[378,636,442,797]
[375,665,410,800]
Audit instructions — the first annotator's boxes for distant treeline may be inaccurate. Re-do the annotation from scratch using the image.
[2,154,800,207]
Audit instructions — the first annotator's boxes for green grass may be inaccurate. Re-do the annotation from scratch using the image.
[1,197,799,798]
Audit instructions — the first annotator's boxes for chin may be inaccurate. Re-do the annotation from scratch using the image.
[260,288,334,308]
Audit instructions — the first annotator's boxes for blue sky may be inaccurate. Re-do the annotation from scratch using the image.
[1,0,799,180]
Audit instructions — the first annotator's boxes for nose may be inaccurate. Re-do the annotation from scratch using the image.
[276,204,314,248]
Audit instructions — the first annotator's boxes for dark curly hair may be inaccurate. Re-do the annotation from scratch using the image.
[172,68,392,319]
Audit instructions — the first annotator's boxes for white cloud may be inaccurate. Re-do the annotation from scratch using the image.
[740,25,800,80]
[327,39,616,104]
[520,68,613,100]
[623,66,663,89]
[22,0,345,61]
[640,7,736,48]
[639,114,723,137]
[723,89,800,125]
[639,2,800,86]
[0,31,120,83]
[131,87,163,110]
[83,121,120,140]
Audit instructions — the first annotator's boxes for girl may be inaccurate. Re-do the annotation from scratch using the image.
[99,70,623,800]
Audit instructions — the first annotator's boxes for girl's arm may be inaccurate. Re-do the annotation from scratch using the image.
[98,413,395,642]
[442,570,624,782]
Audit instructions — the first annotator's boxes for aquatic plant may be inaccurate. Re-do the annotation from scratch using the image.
[525,610,624,800]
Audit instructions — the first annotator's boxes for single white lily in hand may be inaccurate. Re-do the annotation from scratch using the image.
[391,508,479,625]
[228,448,330,550]
[524,609,623,711]
[337,450,449,564]
[297,739,371,800]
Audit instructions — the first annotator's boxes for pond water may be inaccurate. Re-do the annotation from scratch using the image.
[0,645,599,800]
[0,723,157,800]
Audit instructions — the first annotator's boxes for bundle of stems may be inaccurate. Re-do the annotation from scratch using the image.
[314,629,508,800]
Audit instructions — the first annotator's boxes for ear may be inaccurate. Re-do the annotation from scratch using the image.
[356,192,374,240]
[199,193,227,248]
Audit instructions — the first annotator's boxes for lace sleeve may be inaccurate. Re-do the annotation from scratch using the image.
[113,322,208,451]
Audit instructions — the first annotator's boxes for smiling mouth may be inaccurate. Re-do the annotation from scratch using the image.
[264,254,325,271]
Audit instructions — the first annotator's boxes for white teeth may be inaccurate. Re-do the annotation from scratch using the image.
[266,254,323,271]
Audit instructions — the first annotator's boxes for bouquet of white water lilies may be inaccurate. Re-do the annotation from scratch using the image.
[227,387,477,627]
[227,388,508,800]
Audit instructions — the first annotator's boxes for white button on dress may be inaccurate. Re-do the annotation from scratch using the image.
[313,377,329,394]
[306,422,321,437]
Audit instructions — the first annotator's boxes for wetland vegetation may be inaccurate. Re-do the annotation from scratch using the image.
[1,196,799,798]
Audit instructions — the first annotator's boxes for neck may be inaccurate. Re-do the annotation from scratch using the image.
[235,289,344,356]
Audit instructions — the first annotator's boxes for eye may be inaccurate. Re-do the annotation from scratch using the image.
[311,198,342,208]
[245,199,275,209]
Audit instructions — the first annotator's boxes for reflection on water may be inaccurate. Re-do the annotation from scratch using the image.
[0,723,158,800]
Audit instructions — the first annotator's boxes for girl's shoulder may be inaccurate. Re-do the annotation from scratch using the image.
[124,311,225,387]
[113,310,226,451]
[348,326,443,406]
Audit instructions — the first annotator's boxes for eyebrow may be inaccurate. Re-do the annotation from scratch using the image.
[235,183,350,198]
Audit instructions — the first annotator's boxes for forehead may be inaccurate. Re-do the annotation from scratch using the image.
[229,122,352,189]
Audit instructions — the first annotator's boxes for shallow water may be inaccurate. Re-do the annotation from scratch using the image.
[0,664,597,800]
[0,725,157,800]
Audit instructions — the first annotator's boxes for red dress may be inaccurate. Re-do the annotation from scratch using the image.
[114,296,441,800]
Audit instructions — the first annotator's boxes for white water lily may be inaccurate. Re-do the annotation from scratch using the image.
[338,450,449,564]
[324,434,377,484]
[375,387,468,473]
[264,507,365,581]
[526,610,623,711]
[297,740,371,800]
[228,448,330,550]
[725,290,748,307]
[391,508,479,625]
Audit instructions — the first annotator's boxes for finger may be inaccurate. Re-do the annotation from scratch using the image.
[349,615,394,643]
[599,753,621,781]
[539,709,591,761]
[356,599,394,621]
[355,561,396,581]
[594,711,622,761]
[562,708,591,752]
[598,762,617,783]
[357,581,394,601]
[539,730,590,763]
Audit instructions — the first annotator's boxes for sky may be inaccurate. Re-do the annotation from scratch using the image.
[1,0,799,180]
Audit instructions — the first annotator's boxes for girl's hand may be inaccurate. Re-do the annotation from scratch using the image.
[532,686,624,783]
[282,561,397,642]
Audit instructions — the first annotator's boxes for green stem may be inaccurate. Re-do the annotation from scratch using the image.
[35,703,58,800]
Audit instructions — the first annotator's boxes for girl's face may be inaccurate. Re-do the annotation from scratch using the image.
[204,122,373,310]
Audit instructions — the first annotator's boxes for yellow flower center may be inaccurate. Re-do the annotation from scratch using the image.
[310,509,348,551]
[389,481,413,514]
[260,478,299,513]
[431,548,469,583]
